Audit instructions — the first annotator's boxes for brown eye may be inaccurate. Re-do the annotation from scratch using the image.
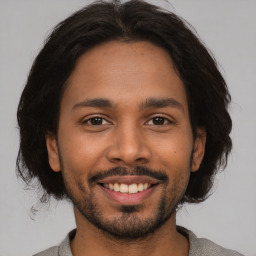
[84,117,110,126]
[152,117,166,125]
[90,117,104,125]
[146,116,172,126]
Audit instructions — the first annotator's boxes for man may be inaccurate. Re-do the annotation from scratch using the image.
[16,0,243,255]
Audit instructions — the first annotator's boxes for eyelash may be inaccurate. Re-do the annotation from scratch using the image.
[82,116,111,126]
[145,116,173,126]
[82,115,174,126]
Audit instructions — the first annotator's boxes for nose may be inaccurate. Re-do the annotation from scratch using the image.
[106,124,151,165]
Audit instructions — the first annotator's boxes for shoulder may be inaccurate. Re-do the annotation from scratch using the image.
[33,229,75,256]
[178,226,244,256]
[193,237,244,256]
[33,246,59,256]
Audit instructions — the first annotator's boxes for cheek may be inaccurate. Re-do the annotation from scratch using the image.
[59,126,113,179]
[150,131,193,170]
[58,128,105,173]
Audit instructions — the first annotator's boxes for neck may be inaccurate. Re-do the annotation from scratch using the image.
[71,207,189,256]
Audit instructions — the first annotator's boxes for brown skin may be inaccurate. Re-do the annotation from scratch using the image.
[46,41,206,256]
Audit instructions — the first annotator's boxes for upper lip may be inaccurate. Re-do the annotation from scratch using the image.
[97,175,160,185]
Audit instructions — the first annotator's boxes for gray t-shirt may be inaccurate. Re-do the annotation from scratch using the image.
[34,227,244,256]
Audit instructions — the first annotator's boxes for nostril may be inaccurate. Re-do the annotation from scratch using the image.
[135,157,149,164]
[106,144,151,165]
[112,157,124,163]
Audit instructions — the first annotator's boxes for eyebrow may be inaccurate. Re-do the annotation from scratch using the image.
[72,98,114,110]
[140,97,184,112]
[72,97,184,112]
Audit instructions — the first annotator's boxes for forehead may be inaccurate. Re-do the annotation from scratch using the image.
[62,40,188,111]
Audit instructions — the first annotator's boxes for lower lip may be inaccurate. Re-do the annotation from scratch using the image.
[98,185,158,205]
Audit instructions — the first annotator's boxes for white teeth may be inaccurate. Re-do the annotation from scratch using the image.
[114,183,119,192]
[138,183,144,191]
[103,182,152,193]
[120,184,129,193]
[128,184,138,193]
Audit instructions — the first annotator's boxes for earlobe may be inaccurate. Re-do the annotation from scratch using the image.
[45,133,61,172]
[191,128,206,172]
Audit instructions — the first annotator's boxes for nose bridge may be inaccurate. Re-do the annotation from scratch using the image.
[107,120,151,164]
[120,123,141,155]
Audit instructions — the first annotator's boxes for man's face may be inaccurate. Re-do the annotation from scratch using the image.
[46,41,205,239]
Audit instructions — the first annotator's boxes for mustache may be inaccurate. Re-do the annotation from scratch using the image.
[88,166,168,184]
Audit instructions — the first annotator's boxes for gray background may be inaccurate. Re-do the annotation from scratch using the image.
[0,0,255,255]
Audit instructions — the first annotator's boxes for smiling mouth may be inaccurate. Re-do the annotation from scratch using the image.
[98,182,157,194]
[96,175,160,201]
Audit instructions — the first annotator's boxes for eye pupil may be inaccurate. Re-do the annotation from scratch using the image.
[91,117,103,125]
[153,117,165,125]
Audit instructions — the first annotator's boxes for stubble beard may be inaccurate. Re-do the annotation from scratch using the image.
[61,165,191,241]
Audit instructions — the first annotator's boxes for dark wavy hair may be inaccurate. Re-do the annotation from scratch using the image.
[17,0,232,205]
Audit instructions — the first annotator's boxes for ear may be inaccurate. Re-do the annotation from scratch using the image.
[45,133,61,172]
[191,127,206,172]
